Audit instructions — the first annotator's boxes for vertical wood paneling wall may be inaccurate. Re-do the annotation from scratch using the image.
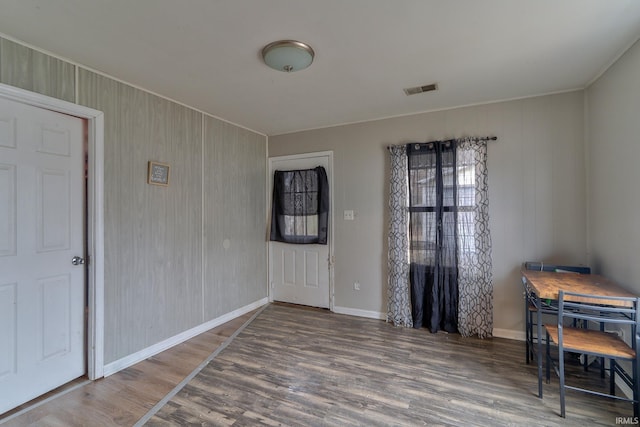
[0,36,268,364]
[0,38,75,102]
[203,117,267,319]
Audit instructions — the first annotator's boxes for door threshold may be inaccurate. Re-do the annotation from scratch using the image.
[272,301,331,312]
[0,377,90,422]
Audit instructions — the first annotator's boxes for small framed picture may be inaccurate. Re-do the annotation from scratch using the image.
[147,161,170,186]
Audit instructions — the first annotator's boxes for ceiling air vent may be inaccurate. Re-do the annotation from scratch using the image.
[403,83,438,96]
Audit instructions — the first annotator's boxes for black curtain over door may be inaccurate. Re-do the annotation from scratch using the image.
[270,166,329,245]
[407,142,459,333]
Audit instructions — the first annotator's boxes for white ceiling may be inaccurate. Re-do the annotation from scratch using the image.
[1,1,639,136]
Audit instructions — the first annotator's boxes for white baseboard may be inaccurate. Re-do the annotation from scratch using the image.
[333,306,386,320]
[492,328,525,341]
[103,297,269,377]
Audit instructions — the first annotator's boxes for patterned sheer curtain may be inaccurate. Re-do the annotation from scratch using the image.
[386,137,493,337]
[456,137,492,338]
[387,145,412,327]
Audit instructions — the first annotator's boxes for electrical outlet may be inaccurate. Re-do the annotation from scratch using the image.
[344,210,355,221]
[354,281,360,291]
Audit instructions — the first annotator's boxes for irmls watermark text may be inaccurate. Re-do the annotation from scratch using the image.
[616,417,639,425]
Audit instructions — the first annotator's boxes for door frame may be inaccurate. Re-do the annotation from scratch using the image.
[267,151,335,311]
[0,83,105,380]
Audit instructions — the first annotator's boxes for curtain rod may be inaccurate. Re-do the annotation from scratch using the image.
[387,136,497,150]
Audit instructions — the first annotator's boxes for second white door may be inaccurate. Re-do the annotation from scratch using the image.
[269,153,332,309]
[0,97,86,414]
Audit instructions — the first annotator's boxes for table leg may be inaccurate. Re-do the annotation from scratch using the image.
[524,287,530,364]
[537,293,543,398]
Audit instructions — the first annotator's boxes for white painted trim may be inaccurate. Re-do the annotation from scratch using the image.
[0,82,102,120]
[492,328,525,341]
[102,297,269,377]
[265,136,272,302]
[86,113,105,380]
[0,83,105,380]
[333,306,386,320]
[267,151,335,310]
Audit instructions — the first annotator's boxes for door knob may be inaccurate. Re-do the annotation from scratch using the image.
[71,256,85,266]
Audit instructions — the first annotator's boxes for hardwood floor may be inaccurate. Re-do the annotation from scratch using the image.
[1,303,632,426]
[147,303,630,426]
[0,310,258,426]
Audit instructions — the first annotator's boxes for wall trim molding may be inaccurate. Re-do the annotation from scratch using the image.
[103,298,269,377]
[333,306,386,320]
[492,328,525,341]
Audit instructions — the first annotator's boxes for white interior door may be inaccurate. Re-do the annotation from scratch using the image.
[269,153,332,309]
[0,97,85,414]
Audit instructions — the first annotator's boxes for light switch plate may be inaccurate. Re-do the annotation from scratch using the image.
[344,210,355,220]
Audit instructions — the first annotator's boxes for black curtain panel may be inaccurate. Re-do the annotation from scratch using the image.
[270,166,329,244]
[407,141,459,333]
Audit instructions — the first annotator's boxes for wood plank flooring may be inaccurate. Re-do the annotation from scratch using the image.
[0,310,257,426]
[1,303,632,426]
[148,303,630,426]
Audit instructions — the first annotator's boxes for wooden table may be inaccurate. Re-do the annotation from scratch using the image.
[520,269,637,398]
[522,270,636,306]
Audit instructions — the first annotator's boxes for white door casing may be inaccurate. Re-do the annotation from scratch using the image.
[0,85,103,384]
[268,152,333,309]
[0,97,85,413]
[0,84,104,381]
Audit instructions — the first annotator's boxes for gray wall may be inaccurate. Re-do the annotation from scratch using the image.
[0,37,268,364]
[0,38,75,102]
[587,38,640,293]
[269,92,588,335]
[203,117,267,318]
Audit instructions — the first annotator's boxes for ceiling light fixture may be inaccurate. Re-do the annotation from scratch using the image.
[262,40,315,72]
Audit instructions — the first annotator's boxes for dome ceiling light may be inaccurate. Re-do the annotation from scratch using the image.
[262,40,315,72]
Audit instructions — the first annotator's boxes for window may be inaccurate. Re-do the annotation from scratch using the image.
[408,142,477,267]
[270,167,329,244]
[387,137,493,337]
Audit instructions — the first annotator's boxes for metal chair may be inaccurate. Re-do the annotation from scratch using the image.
[544,290,640,418]
[522,262,590,365]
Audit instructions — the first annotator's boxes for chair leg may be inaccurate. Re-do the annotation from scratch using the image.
[529,309,534,362]
[525,302,530,364]
[524,298,529,365]
[559,344,566,418]
[634,358,639,418]
[610,359,616,396]
[546,331,551,383]
[583,352,589,372]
